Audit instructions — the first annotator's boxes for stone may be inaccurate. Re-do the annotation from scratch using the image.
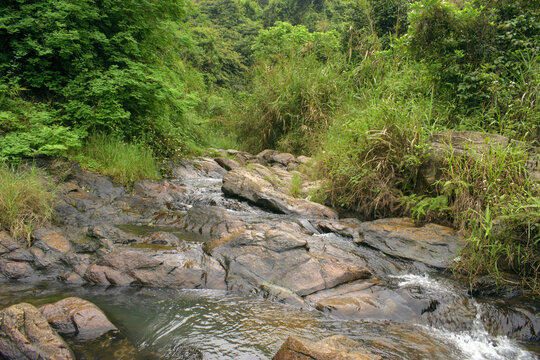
[39,297,118,341]
[0,303,74,360]
[0,260,34,279]
[142,232,180,246]
[215,157,241,171]
[87,225,138,245]
[222,164,338,219]
[83,264,135,286]
[133,179,188,204]
[273,335,381,360]
[0,231,20,254]
[170,344,204,360]
[32,229,71,253]
[208,224,371,297]
[173,158,227,179]
[179,205,245,239]
[317,218,364,243]
[358,218,463,269]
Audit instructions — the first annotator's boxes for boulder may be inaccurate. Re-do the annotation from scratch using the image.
[178,205,245,239]
[0,260,34,279]
[32,229,71,254]
[173,158,227,179]
[0,303,74,360]
[358,218,463,269]
[133,180,189,205]
[206,223,372,298]
[39,297,117,341]
[273,335,381,360]
[94,247,227,290]
[215,157,241,171]
[222,164,338,219]
[0,231,20,254]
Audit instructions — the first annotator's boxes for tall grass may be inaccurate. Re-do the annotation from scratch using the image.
[439,144,540,293]
[231,54,351,154]
[77,134,160,186]
[0,165,56,246]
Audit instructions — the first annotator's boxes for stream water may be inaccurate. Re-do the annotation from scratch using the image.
[1,173,538,359]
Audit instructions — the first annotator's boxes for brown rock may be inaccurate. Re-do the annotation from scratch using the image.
[359,218,463,269]
[222,164,338,219]
[0,261,34,279]
[0,231,20,254]
[32,229,71,253]
[273,335,381,360]
[83,264,135,285]
[215,157,241,171]
[0,303,74,360]
[39,297,117,341]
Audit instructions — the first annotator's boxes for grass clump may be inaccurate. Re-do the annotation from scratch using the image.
[289,173,303,197]
[231,54,349,155]
[437,144,539,293]
[76,134,160,186]
[0,165,56,246]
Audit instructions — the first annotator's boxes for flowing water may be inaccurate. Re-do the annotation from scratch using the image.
[1,173,538,359]
[0,280,537,360]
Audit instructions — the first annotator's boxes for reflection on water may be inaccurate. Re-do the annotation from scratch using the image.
[0,281,536,360]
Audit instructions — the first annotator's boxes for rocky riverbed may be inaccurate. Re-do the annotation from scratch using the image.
[0,149,538,359]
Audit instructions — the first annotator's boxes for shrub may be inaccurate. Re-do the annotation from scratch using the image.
[76,134,160,186]
[0,165,56,246]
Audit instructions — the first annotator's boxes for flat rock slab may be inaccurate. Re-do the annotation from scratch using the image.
[273,335,381,360]
[206,223,372,298]
[0,303,74,360]
[39,297,117,341]
[222,164,338,219]
[358,218,463,269]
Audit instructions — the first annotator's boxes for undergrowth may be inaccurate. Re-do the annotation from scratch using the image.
[0,165,56,246]
[75,134,160,186]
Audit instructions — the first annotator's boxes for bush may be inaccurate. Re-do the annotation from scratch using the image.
[76,134,160,186]
[0,165,56,246]
[0,0,203,158]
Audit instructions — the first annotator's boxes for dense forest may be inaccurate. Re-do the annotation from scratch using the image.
[0,0,538,293]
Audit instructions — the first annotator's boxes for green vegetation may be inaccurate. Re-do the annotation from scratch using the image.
[0,0,538,292]
[75,134,160,186]
[0,165,56,246]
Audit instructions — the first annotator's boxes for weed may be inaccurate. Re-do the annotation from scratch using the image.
[0,164,56,246]
[74,133,160,186]
[289,173,303,197]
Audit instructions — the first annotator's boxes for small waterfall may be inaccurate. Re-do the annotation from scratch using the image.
[393,274,537,360]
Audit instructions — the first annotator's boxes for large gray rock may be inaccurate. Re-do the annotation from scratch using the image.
[273,335,381,360]
[222,164,338,219]
[178,205,245,239]
[0,303,74,360]
[81,246,227,290]
[39,297,117,341]
[358,218,463,269]
[205,223,372,299]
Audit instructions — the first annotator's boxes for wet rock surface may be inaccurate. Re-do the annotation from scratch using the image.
[222,163,338,218]
[273,335,381,360]
[0,303,74,360]
[357,218,463,269]
[39,297,118,341]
